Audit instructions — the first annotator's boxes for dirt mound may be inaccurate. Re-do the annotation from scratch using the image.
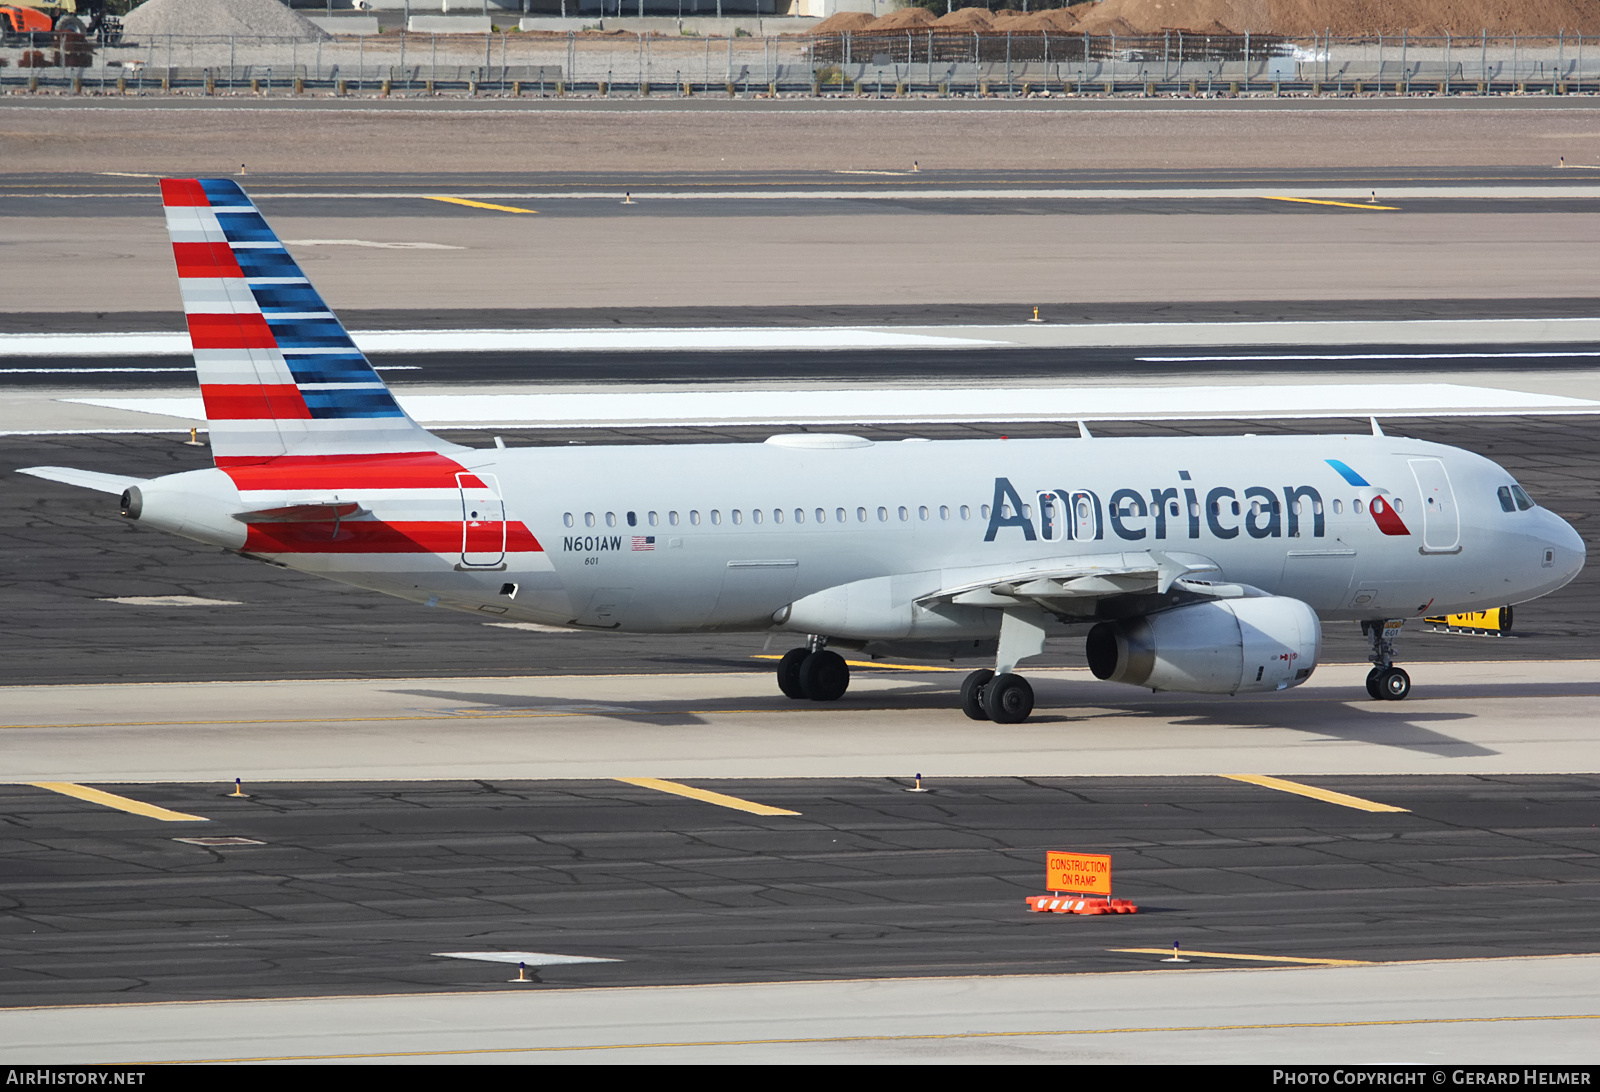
[991,10,1079,31]
[1065,0,1600,36]
[812,10,878,33]
[934,6,997,30]
[866,6,938,30]
[123,0,331,40]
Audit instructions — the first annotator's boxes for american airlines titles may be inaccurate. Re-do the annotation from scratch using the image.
[984,476,1328,544]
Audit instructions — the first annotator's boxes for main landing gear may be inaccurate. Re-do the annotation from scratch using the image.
[775,638,850,702]
[960,669,1034,724]
[1362,618,1411,701]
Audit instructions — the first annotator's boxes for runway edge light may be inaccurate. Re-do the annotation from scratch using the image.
[1026,850,1139,915]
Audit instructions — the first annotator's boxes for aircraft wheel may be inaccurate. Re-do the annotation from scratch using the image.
[961,669,994,721]
[983,672,1034,724]
[1378,667,1411,701]
[776,648,809,700]
[799,650,849,702]
[1365,667,1384,700]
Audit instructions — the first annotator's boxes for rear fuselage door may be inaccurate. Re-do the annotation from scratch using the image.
[457,471,506,568]
[1408,458,1460,552]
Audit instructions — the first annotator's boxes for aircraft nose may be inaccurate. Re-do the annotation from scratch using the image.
[1535,509,1585,592]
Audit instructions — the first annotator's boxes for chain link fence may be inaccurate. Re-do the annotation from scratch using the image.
[2,31,1596,94]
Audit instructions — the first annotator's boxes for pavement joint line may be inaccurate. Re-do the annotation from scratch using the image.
[1264,195,1400,211]
[424,195,538,215]
[613,777,799,816]
[27,781,208,822]
[1108,948,1372,966]
[1223,774,1410,814]
[154,1013,1600,1064]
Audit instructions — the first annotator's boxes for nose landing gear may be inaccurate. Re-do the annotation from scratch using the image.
[1362,619,1412,701]
[775,637,850,702]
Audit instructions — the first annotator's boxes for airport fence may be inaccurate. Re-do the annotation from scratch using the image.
[2,31,1598,96]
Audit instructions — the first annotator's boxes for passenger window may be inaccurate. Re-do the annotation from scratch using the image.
[753,509,763,524]
[710,510,721,525]
[774,509,784,524]
[1354,499,1364,514]
[1231,501,1240,516]
[1170,501,1180,517]
[1512,485,1535,511]
[690,511,701,526]
[732,510,742,525]
[960,505,970,520]
[940,505,950,520]
[857,507,867,522]
[626,511,637,527]
[898,506,909,521]
[816,508,826,523]
[1498,486,1516,512]
[669,511,680,526]
[584,512,596,528]
[981,504,991,518]
[648,511,659,526]
[1023,504,1032,518]
[878,506,888,521]
[1394,498,1404,513]
[795,509,806,524]
[563,513,574,528]
[605,512,617,528]
[1332,500,1342,515]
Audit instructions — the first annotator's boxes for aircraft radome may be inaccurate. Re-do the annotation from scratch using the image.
[20,180,1587,723]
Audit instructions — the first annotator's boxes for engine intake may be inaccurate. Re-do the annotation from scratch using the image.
[1086,597,1321,695]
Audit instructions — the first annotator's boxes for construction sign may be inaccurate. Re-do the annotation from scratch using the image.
[1046,850,1112,896]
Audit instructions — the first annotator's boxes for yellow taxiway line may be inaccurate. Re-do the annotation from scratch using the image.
[1224,773,1410,814]
[1109,948,1372,967]
[29,782,208,822]
[161,1012,1599,1063]
[614,777,800,817]
[1264,195,1400,211]
[751,655,957,673]
[425,196,538,214]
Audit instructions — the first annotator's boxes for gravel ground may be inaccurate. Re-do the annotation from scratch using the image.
[2,97,1599,173]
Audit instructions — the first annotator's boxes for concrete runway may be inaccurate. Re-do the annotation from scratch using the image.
[7,165,1600,314]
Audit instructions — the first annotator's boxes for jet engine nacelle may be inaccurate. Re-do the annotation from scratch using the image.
[120,468,246,551]
[1085,596,1321,694]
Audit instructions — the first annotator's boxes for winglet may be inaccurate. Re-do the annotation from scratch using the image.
[1370,416,1385,437]
[1078,420,1093,439]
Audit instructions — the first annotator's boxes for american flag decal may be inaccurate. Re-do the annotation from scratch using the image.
[632,536,655,551]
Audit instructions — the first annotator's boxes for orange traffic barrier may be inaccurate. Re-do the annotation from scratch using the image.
[1025,895,1139,914]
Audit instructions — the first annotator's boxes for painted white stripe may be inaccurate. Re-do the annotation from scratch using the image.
[68,382,1600,429]
[11,317,1600,358]
[1142,351,1600,363]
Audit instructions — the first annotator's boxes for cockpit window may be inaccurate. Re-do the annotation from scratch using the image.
[1511,485,1536,511]
[1497,486,1517,513]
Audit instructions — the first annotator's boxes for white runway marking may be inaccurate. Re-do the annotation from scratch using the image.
[434,952,620,967]
[281,239,465,249]
[0,328,997,357]
[99,596,243,607]
[65,382,1600,430]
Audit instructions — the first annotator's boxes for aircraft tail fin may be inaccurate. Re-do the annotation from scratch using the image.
[159,178,459,467]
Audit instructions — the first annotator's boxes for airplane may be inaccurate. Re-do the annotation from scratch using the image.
[19,178,1587,723]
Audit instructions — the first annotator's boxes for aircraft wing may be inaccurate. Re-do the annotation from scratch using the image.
[919,550,1251,618]
[17,466,147,495]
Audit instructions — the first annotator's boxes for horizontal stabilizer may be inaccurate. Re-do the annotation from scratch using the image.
[231,502,370,524]
[17,466,147,495]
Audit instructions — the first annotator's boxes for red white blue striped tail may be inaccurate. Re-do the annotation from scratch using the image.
[160,178,459,467]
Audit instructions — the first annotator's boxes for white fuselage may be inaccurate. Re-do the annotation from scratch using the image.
[178,431,1581,648]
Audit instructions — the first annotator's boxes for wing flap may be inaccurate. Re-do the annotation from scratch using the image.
[922,551,1227,614]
